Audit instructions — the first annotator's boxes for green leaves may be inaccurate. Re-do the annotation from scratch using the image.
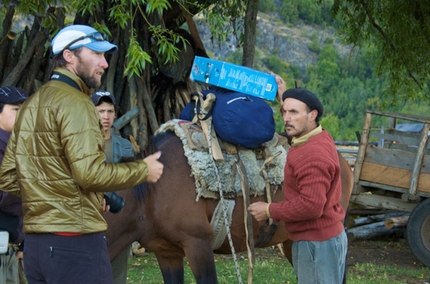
[108,3,132,29]
[9,0,249,79]
[125,32,152,78]
[332,0,430,101]
[145,0,171,15]
[149,25,188,65]
[74,0,105,16]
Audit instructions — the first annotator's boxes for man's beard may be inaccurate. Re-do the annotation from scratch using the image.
[75,56,102,89]
[80,74,101,89]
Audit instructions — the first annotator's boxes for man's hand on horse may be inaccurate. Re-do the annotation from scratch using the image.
[248,201,269,222]
[143,151,164,183]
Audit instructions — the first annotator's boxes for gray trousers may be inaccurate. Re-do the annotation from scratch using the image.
[0,245,19,284]
[111,246,130,284]
[292,230,348,284]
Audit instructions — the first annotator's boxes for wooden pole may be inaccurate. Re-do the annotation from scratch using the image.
[347,221,403,240]
[385,216,409,229]
[351,211,407,227]
[352,112,372,195]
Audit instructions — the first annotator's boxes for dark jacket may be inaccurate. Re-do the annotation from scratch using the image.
[111,134,134,163]
[0,128,24,243]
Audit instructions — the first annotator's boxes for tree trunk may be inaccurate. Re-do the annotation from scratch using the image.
[0,4,15,81]
[242,0,259,67]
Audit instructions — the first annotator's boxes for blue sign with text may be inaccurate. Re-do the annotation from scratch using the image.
[189,56,277,101]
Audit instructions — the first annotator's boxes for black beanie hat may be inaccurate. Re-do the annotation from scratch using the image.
[282,88,324,120]
[0,86,28,104]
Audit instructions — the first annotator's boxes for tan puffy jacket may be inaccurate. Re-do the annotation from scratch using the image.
[0,68,149,234]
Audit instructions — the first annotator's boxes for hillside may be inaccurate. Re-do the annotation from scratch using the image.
[196,12,352,73]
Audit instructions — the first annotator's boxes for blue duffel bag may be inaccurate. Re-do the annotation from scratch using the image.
[180,88,275,149]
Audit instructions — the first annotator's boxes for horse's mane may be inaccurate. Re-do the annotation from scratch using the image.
[133,130,177,201]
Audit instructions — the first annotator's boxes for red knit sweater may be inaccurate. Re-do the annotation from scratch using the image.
[269,130,345,241]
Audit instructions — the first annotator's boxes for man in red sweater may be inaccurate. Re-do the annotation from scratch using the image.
[248,76,347,284]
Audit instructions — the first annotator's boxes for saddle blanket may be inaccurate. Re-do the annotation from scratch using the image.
[156,119,289,201]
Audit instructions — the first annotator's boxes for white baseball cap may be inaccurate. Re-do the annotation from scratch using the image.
[51,24,118,56]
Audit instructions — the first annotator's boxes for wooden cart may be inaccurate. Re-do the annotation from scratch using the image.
[351,110,430,267]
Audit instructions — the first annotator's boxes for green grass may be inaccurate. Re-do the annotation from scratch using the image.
[126,250,430,284]
[127,252,295,284]
[347,262,430,284]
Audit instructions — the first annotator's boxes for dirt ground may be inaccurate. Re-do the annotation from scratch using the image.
[243,235,426,270]
[133,235,429,283]
[346,236,425,270]
[213,235,427,267]
[217,234,430,282]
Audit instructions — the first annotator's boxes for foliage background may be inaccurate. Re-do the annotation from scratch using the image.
[213,0,430,141]
[1,0,429,142]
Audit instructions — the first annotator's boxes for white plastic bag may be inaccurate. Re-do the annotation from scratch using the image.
[0,231,9,254]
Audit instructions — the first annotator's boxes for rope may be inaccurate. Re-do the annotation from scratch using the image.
[194,92,243,283]
[260,150,282,225]
[208,119,243,284]
[236,161,254,284]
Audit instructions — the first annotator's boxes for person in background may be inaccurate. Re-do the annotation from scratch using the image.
[0,86,28,284]
[91,90,133,284]
[0,24,163,284]
[92,91,134,164]
[248,75,347,284]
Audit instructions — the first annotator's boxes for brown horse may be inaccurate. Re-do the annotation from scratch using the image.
[105,130,353,283]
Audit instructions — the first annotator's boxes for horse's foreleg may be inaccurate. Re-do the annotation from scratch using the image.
[155,254,185,284]
[183,239,218,284]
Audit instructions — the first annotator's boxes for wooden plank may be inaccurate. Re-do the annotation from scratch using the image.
[409,123,430,195]
[358,181,430,198]
[360,162,430,193]
[358,181,408,194]
[388,117,396,129]
[367,110,430,124]
[363,146,430,174]
[370,132,424,148]
[385,143,426,153]
[353,112,372,194]
[361,162,410,188]
[351,193,417,212]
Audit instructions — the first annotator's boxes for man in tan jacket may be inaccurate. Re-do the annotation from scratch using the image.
[0,24,163,284]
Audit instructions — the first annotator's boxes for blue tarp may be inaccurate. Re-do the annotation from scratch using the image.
[396,123,424,133]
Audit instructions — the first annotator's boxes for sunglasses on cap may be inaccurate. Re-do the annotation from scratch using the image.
[61,31,107,53]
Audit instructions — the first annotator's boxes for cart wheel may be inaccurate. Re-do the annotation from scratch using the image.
[406,197,430,268]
